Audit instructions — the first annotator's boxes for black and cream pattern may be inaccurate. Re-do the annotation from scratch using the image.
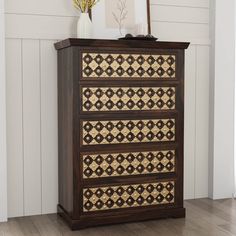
[82,119,175,146]
[83,150,175,178]
[82,87,176,112]
[82,53,176,78]
[83,181,175,212]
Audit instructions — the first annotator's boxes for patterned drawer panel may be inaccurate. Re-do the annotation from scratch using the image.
[83,181,175,212]
[82,87,176,112]
[82,53,176,79]
[83,150,175,179]
[82,119,175,146]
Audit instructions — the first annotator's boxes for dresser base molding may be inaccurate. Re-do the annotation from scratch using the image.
[58,204,186,230]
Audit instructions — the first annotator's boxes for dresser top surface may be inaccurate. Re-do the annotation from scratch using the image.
[54,38,190,51]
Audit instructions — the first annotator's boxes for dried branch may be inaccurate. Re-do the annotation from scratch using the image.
[112,0,128,35]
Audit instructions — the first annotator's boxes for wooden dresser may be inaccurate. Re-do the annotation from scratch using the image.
[55,38,189,230]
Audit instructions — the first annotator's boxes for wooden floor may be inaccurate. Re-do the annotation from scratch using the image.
[1,199,236,236]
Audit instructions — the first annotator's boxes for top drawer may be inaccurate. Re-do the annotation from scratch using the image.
[82,52,176,80]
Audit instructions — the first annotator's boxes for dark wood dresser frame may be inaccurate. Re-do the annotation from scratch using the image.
[55,39,190,230]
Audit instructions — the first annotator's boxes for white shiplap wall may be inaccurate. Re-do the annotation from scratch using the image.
[5,0,210,217]
[0,0,8,222]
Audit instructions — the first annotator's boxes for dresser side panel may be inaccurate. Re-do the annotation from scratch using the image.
[175,49,185,208]
[58,48,74,216]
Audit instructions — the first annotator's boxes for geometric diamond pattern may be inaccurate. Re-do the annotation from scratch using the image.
[83,150,175,178]
[82,53,176,78]
[83,181,175,212]
[82,87,176,112]
[82,119,175,146]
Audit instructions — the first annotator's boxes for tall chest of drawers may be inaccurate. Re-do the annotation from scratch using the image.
[55,39,189,230]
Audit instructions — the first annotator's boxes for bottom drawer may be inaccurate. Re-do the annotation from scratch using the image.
[83,181,175,212]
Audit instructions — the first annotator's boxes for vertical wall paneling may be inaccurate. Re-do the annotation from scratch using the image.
[209,0,235,199]
[6,39,24,218]
[195,46,210,198]
[22,39,42,216]
[0,0,8,222]
[184,45,196,200]
[40,40,58,214]
[5,0,211,216]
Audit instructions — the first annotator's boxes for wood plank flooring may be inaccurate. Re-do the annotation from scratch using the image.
[1,199,236,236]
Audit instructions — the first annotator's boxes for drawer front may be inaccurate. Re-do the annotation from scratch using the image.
[82,53,176,79]
[82,87,176,112]
[83,181,175,212]
[82,119,175,146]
[82,150,175,179]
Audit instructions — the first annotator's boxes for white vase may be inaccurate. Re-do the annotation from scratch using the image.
[77,13,93,39]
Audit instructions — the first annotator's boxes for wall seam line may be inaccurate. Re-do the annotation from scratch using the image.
[152,20,209,25]
[150,3,209,10]
[5,38,211,46]
[5,12,77,18]
[21,39,25,216]
[5,11,209,25]
[39,39,43,214]
[6,38,61,41]
[194,45,198,198]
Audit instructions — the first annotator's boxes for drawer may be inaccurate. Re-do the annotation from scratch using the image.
[82,118,175,146]
[82,52,176,79]
[81,86,176,112]
[82,150,175,179]
[83,181,175,212]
